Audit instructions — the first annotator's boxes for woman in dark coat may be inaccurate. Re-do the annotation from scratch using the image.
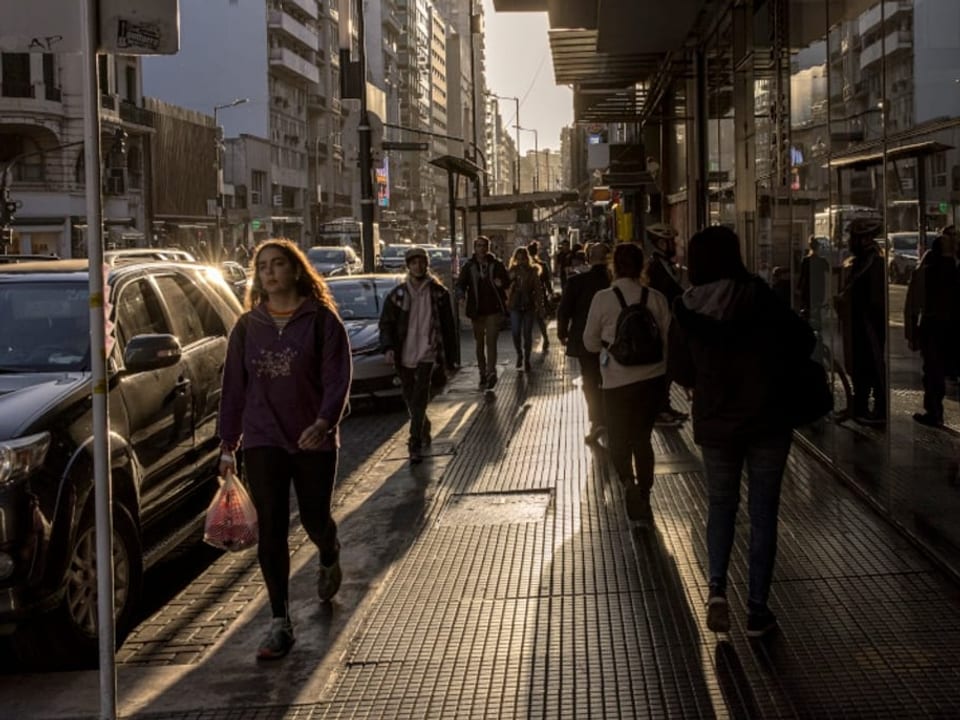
[669,226,815,639]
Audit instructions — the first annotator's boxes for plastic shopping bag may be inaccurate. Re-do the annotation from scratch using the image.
[203,472,258,551]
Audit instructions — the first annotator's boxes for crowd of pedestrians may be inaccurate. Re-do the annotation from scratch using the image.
[215,222,848,662]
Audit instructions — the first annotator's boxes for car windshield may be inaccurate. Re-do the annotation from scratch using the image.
[0,281,90,371]
[382,246,410,258]
[428,248,450,260]
[308,248,346,263]
[329,279,398,320]
[892,235,918,252]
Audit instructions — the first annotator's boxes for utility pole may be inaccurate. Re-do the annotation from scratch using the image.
[469,2,483,238]
[517,126,539,191]
[486,92,520,195]
[214,98,248,258]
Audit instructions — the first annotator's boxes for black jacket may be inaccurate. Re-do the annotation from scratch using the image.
[645,252,684,306]
[556,264,610,357]
[455,253,509,319]
[668,275,815,446]
[378,275,458,372]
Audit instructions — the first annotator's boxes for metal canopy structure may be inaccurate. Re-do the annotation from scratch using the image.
[498,0,709,124]
[458,190,578,213]
[829,141,954,170]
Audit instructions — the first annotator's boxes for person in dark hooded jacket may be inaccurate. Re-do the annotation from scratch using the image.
[668,226,815,639]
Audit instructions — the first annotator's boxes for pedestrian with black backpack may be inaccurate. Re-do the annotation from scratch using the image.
[583,243,671,525]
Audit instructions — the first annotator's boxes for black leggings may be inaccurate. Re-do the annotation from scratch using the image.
[243,447,339,618]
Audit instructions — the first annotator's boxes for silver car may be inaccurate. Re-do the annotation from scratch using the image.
[327,273,405,397]
[308,245,363,277]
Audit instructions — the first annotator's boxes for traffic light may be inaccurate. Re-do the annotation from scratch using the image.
[1,188,17,228]
[112,128,128,157]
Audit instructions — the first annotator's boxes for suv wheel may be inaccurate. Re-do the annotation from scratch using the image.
[15,503,143,670]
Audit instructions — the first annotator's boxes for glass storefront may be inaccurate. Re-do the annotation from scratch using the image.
[668,0,960,574]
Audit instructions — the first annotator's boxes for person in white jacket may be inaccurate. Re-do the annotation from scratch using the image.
[583,242,671,523]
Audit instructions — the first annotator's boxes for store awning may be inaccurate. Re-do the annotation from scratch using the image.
[829,141,953,170]
[458,190,578,213]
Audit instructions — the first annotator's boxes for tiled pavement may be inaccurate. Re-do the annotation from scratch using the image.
[11,328,960,719]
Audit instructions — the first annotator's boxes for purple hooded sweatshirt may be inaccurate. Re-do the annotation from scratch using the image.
[218,298,352,453]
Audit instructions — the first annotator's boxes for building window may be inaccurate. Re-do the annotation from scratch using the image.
[932,152,947,188]
[251,170,266,205]
[1,53,32,97]
[0,134,44,182]
[125,65,137,104]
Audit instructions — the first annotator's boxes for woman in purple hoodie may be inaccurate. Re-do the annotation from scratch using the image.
[218,239,352,660]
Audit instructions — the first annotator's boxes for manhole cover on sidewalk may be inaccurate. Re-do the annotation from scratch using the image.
[439,490,552,526]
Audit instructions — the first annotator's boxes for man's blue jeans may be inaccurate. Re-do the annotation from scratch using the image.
[700,431,792,613]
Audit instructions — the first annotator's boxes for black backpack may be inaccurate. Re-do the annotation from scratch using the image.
[603,286,663,366]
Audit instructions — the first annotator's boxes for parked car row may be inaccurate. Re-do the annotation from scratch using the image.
[0,254,420,669]
[0,258,242,669]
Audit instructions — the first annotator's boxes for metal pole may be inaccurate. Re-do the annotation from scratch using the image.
[469,4,482,238]
[533,128,540,192]
[357,0,376,273]
[514,97,520,195]
[448,169,460,365]
[81,0,117,717]
[214,107,223,259]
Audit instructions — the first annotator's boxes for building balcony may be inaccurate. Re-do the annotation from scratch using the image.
[0,87,63,118]
[858,1,909,36]
[119,100,154,128]
[268,9,319,52]
[307,93,327,110]
[285,0,318,21]
[270,46,320,85]
[383,8,403,33]
[860,29,912,71]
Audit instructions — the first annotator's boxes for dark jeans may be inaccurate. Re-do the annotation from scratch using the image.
[510,309,536,360]
[603,375,665,492]
[244,447,339,618]
[399,361,434,449]
[471,313,502,379]
[700,432,792,614]
[578,352,603,426]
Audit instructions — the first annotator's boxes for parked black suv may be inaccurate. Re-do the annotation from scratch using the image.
[0,259,241,668]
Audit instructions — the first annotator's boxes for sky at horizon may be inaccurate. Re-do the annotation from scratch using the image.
[480,0,572,153]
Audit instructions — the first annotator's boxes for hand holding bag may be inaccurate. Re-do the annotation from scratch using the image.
[203,471,258,551]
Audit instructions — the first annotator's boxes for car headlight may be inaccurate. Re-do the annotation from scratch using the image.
[0,432,52,486]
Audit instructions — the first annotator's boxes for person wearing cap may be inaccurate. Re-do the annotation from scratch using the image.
[644,222,689,427]
[379,246,458,463]
[455,236,510,390]
[904,226,960,428]
[835,216,886,426]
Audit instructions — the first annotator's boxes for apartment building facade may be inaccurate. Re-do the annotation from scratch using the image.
[0,52,153,258]
[142,0,348,247]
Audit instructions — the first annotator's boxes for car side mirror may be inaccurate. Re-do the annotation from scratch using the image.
[123,334,182,372]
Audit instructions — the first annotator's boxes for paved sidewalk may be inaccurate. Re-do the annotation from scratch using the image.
[5,327,960,718]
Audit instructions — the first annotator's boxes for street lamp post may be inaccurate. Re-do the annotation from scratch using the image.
[486,92,520,195]
[469,2,483,238]
[214,97,249,258]
[516,125,538,192]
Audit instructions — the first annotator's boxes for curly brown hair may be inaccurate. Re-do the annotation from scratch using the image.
[245,238,338,312]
